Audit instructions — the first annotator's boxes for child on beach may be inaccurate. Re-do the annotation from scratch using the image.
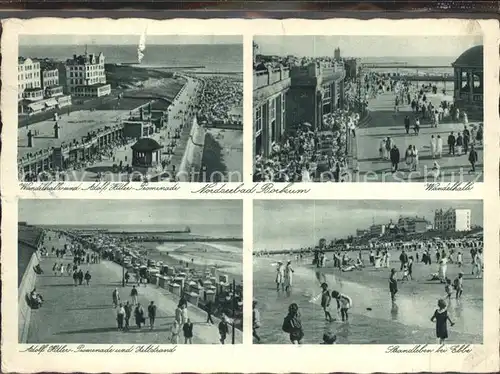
[457,251,463,268]
[320,283,334,322]
[430,299,455,344]
[282,303,304,344]
[401,263,410,282]
[331,290,353,323]
[453,272,464,300]
[445,278,452,303]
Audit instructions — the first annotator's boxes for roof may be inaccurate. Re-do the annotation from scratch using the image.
[453,45,483,67]
[131,138,162,152]
[28,102,45,111]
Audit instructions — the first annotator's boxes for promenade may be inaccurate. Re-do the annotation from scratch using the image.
[27,234,242,344]
[354,92,483,182]
[60,77,199,182]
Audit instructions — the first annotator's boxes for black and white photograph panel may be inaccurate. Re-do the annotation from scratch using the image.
[252,200,483,344]
[18,35,243,183]
[253,35,483,183]
[18,199,243,344]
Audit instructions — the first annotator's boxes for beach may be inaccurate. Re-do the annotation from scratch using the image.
[253,249,483,344]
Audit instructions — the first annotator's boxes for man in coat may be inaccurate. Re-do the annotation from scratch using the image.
[447,132,456,155]
[390,144,400,173]
[468,145,479,172]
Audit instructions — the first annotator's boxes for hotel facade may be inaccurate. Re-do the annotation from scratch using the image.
[65,52,111,97]
[434,208,472,232]
[253,61,346,159]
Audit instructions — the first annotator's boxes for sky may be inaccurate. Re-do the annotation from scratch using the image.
[254,35,483,58]
[19,200,242,226]
[253,200,483,251]
[19,35,242,46]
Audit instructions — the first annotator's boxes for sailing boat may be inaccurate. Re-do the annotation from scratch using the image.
[137,32,146,64]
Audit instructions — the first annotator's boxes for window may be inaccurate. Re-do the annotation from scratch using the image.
[254,106,263,134]
[269,97,276,122]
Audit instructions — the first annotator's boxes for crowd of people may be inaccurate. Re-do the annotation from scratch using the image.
[196,76,243,126]
[253,109,359,182]
[254,232,483,344]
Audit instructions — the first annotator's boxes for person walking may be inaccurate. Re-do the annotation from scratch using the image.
[124,301,132,331]
[170,320,180,344]
[404,115,410,134]
[218,315,231,344]
[390,144,400,173]
[412,145,419,171]
[468,145,478,173]
[430,135,437,159]
[437,135,443,158]
[413,117,420,135]
[447,132,456,155]
[130,285,139,305]
[112,288,120,308]
[116,303,125,330]
[148,301,157,330]
[456,132,464,154]
[134,303,145,329]
[404,145,414,172]
[84,270,91,286]
[183,319,194,344]
[205,300,214,325]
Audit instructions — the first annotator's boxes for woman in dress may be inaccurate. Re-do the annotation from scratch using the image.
[284,261,295,292]
[430,135,437,159]
[436,135,443,158]
[405,145,414,172]
[412,145,419,171]
[431,299,455,344]
[380,138,387,160]
[275,261,285,292]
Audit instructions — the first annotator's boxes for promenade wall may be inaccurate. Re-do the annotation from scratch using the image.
[177,116,206,182]
[18,250,40,343]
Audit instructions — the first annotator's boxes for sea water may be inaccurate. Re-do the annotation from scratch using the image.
[253,256,482,344]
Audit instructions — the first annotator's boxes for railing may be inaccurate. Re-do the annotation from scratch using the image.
[253,68,290,90]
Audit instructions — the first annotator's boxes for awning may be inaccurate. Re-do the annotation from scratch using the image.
[45,98,58,107]
[28,102,45,112]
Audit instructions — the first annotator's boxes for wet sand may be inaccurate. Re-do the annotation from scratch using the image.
[253,250,483,344]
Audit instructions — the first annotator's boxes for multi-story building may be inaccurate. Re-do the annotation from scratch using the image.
[18,57,41,100]
[397,216,430,233]
[434,208,472,232]
[370,224,386,236]
[253,60,346,158]
[65,52,111,97]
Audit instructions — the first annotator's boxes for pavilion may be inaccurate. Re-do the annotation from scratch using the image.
[131,138,163,176]
[452,45,483,115]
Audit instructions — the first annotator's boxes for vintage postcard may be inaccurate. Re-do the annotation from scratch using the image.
[1,17,499,374]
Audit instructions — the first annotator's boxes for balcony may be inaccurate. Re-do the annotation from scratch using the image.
[254,68,290,90]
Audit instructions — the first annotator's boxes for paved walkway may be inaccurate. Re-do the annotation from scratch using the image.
[61,77,200,182]
[27,235,242,344]
[354,92,483,182]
